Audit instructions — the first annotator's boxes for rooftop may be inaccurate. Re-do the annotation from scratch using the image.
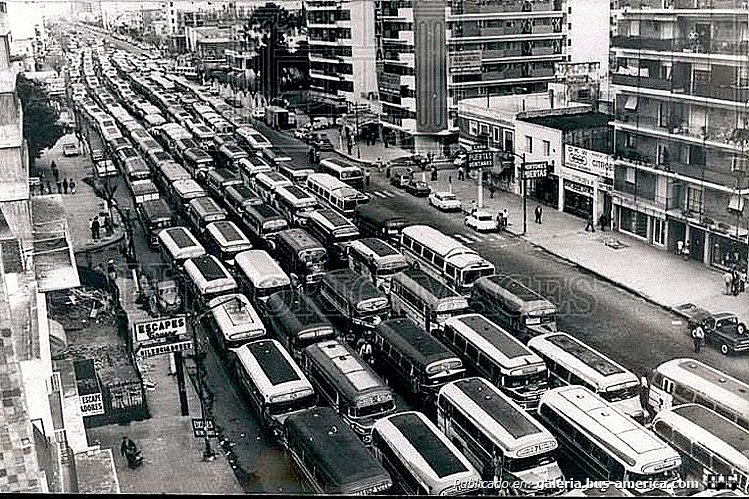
[520,112,612,132]
[458,92,592,125]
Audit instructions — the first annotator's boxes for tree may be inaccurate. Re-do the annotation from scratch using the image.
[17,75,64,167]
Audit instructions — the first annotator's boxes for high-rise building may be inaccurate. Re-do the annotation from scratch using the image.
[611,0,749,267]
[306,0,378,115]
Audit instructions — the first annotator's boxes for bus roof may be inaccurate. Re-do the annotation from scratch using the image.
[278,185,316,202]
[139,198,174,223]
[354,203,409,225]
[284,407,392,494]
[373,411,478,490]
[653,404,749,471]
[207,294,264,343]
[205,221,252,247]
[257,171,292,185]
[130,179,158,195]
[394,269,468,309]
[307,174,367,200]
[540,386,681,473]
[401,225,478,261]
[158,161,191,182]
[375,318,462,373]
[352,238,401,259]
[226,184,260,205]
[246,203,287,223]
[232,339,312,400]
[309,209,358,234]
[158,226,205,260]
[265,290,334,339]
[319,158,362,172]
[172,178,206,198]
[208,167,241,184]
[189,196,226,217]
[184,255,237,295]
[440,378,556,456]
[321,269,386,304]
[304,340,392,405]
[474,274,556,314]
[277,228,324,252]
[235,250,290,289]
[655,359,749,411]
[445,314,543,371]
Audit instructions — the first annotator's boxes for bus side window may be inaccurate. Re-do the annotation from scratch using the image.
[670,428,691,454]
[662,378,674,394]
[453,334,466,353]
[692,443,712,468]
[673,384,694,402]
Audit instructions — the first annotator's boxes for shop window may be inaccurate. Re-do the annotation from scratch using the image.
[493,127,501,143]
[620,207,648,239]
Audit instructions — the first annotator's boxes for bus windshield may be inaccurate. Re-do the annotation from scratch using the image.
[627,469,679,484]
[463,267,495,286]
[376,265,408,277]
[301,249,327,264]
[267,393,316,416]
[353,400,395,419]
[504,371,547,389]
[601,384,640,403]
[505,450,557,473]
[341,170,361,180]
[343,199,358,212]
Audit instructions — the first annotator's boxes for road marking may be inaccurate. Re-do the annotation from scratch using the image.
[370,190,396,198]
[453,233,483,244]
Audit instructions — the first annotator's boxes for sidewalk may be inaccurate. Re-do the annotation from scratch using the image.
[423,171,749,320]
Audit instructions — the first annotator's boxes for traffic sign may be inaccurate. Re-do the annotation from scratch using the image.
[137,339,193,358]
[468,150,494,169]
[192,418,217,438]
[524,161,548,179]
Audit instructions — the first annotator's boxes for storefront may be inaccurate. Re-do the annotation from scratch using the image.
[563,179,593,218]
[710,232,748,270]
[560,145,614,220]
[620,206,649,239]
[531,175,559,209]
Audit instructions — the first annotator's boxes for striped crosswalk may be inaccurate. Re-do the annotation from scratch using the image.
[453,232,510,246]
[368,190,398,198]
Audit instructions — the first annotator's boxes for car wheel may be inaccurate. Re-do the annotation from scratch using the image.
[738,323,747,335]
[720,344,730,355]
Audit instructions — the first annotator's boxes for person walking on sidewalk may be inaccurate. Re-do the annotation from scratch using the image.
[585,213,595,232]
[599,213,607,232]
[104,215,114,237]
[534,205,543,224]
[691,324,704,353]
[69,178,76,195]
[62,178,69,195]
[724,270,734,295]
[90,217,100,240]
[489,184,496,199]
[51,161,59,183]
[56,179,62,194]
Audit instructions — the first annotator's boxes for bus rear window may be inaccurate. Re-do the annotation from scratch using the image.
[354,400,394,419]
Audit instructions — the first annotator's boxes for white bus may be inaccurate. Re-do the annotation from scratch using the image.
[648,358,749,431]
[438,314,548,410]
[236,126,272,151]
[437,377,565,495]
[390,269,469,333]
[317,158,364,190]
[272,185,319,227]
[203,221,253,268]
[527,332,644,422]
[234,250,291,305]
[652,404,749,494]
[232,339,316,438]
[301,339,396,443]
[252,171,293,204]
[371,411,481,496]
[306,173,369,217]
[400,225,495,296]
[279,163,315,184]
[157,226,205,269]
[183,254,238,305]
[347,238,409,294]
[537,386,682,493]
[205,293,265,350]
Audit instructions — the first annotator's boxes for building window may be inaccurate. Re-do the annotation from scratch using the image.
[626,167,635,184]
[687,186,704,213]
[493,127,501,143]
[543,140,550,157]
[653,218,665,246]
[568,23,572,30]
[568,39,572,46]
[480,123,489,136]
[504,130,514,152]
[525,136,533,153]
[469,120,478,136]
[621,207,648,239]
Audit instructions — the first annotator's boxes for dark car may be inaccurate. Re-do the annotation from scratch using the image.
[681,305,749,355]
[312,134,334,151]
[405,180,430,197]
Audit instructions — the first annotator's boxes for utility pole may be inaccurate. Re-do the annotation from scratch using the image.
[522,153,527,236]
[478,167,484,209]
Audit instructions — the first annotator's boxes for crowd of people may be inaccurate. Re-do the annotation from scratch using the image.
[32,160,77,196]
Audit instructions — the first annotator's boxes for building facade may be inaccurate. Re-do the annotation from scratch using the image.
[611,0,749,269]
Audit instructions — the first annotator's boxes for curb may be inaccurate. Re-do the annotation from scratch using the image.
[73,232,125,255]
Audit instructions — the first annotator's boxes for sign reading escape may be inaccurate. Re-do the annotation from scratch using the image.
[133,316,187,342]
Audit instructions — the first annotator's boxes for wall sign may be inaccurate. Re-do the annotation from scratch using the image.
[565,144,613,179]
[133,316,187,343]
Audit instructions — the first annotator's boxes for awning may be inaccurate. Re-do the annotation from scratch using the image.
[624,96,639,111]
[30,196,80,292]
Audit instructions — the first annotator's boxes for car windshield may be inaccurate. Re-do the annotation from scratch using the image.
[477,215,494,222]
[440,194,457,201]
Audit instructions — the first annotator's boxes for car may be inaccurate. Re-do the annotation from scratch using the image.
[429,191,462,212]
[224,96,243,108]
[405,180,430,197]
[252,108,265,119]
[294,128,308,140]
[312,134,334,151]
[389,167,413,188]
[683,307,749,355]
[465,209,498,232]
[388,156,418,169]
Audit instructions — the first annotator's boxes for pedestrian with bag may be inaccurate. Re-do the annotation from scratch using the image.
[691,324,705,353]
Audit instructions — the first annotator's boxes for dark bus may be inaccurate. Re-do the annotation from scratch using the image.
[263,289,338,361]
[353,203,409,245]
[283,407,392,494]
[306,209,360,268]
[275,228,327,287]
[241,203,290,251]
[137,198,176,247]
[224,184,263,219]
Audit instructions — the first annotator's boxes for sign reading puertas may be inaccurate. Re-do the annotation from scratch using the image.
[133,316,187,343]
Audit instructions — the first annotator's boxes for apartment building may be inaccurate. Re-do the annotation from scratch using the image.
[307,0,378,114]
[611,0,749,269]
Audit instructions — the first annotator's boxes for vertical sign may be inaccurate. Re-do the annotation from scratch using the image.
[414,0,447,133]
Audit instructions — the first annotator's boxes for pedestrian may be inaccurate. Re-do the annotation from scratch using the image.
[46,181,52,195]
[732,267,740,296]
[458,167,465,181]
[365,169,371,187]
[497,210,505,230]
[56,180,62,194]
[386,166,391,179]
[39,181,45,195]
[470,200,477,214]
[431,168,438,181]
[448,174,452,184]
[104,215,113,237]
[683,240,690,260]
[724,270,734,295]
[489,184,496,199]
[107,258,117,285]
[376,158,383,173]
[676,239,684,257]
[534,205,543,224]
[599,213,607,232]
[347,140,353,156]
[639,372,650,420]
[691,324,704,353]
[62,178,69,195]
[90,217,100,240]
[51,161,59,182]
[585,213,595,232]
[69,178,76,195]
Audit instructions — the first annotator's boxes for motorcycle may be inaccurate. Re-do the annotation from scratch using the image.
[125,447,143,469]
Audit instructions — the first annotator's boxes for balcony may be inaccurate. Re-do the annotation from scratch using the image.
[693,82,749,103]
[672,38,749,57]
[452,0,562,15]
[612,36,673,51]
[611,73,674,91]
[482,48,523,58]
[620,0,749,10]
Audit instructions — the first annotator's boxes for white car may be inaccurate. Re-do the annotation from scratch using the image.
[252,108,265,119]
[465,209,498,232]
[62,142,80,156]
[429,191,462,212]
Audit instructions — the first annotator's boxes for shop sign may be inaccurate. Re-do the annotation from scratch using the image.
[468,149,494,169]
[133,316,187,343]
[564,179,594,196]
[524,161,549,179]
[565,145,613,179]
[192,418,217,438]
[449,50,482,75]
[137,339,193,358]
[80,392,105,416]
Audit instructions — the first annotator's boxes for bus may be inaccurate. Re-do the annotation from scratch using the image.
[651,404,749,494]
[237,156,272,184]
[253,171,293,204]
[317,268,390,339]
[187,196,227,234]
[233,339,316,438]
[235,250,291,306]
[272,185,319,227]
[183,148,214,180]
[306,173,369,217]
[283,407,393,494]
[157,226,206,269]
[347,238,408,293]
[205,293,265,350]
[438,314,548,410]
[236,126,272,151]
[205,167,242,199]
[183,254,238,305]
[184,120,216,151]
[648,358,749,431]
[353,203,410,245]
[279,163,315,185]
[264,289,338,361]
[241,203,289,251]
[129,179,160,205]
[390,269,469,333]
[527,332,644,422]
[400,225,495,296]
[204,221,253,268]
[301,340,396,443]
[224,184,263,219]
[275,228,327,287]
[537,386,682,493]
[371,411,481,496]
[318,159,365,190]
[305,209,360,267]
[156,161,191,193]
[438,377,565,495]
[261,147,292,169]
[137,198,175,247]
[169,179,207,212]
[217,144,248,170]
[472,274,558,343]
[373,318,465,405]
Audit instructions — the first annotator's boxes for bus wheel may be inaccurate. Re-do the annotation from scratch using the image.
[720,344,731,355]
